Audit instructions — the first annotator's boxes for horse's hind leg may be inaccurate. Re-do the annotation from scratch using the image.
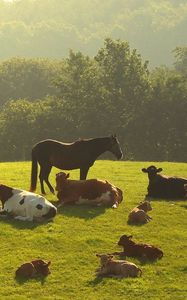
[39,164,54,194]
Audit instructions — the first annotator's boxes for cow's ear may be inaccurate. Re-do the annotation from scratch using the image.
[142,168,147,173]
[157,168,163,173]
[127,235,133,239]
[96,253,100,257]
[108,255,113,259]
[66,173,70,179]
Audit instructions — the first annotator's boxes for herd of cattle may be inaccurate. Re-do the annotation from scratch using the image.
[0,164,186,279]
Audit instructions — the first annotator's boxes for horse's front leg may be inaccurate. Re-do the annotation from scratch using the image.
[80,166,89,180]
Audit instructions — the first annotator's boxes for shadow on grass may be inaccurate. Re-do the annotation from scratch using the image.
[144,195,187,202]
[0,216,54,230]
[87,276,104,286]
[15,275,47,285]
[87,274,136,286]
[110,251,161,265]
[127,221,151,227]
[56,204,108,220]
[181,266,187,273]
[180,204,187,209]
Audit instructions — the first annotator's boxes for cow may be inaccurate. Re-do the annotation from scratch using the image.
[142,165,187,199]
[16,260,51,278]
[127,201,152,224]
[115,235,163,261]
[0,184,57,222]
[55,172,123,208]
[96,254,142,278]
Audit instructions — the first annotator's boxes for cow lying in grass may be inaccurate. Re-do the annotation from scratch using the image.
[96,254,142,278]
[0,184,57,222]
[16,260,51,278]
[55,172,123,208]
[128,201,152,224]
[142,165,187,199]
[115,235,163,261]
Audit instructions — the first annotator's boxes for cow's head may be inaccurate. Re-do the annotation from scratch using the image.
[55,172,70,191]
[142,166,162,179]
[0,184,13,208]
[117,235,133,246]
[32,260,51,276]
[137,201,152,212]
[32,197,57,221]
[96,254,113,266]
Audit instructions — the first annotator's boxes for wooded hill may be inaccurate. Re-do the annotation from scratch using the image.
[0,0,187,66]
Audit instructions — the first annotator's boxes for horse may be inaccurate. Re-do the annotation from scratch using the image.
[30,135,123,194]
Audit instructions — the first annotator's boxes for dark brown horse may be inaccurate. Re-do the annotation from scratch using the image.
[30,135,123,194]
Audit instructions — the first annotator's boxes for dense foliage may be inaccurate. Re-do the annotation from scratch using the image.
[0,0,187,66]
[0,39,186,162]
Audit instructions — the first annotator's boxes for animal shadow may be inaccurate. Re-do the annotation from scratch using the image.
[15,274,47,285]
[180,204,187,210]
[144,195,185,202]
[57,204,107,220]
[111,252,159,265]
[127,220,151,227]
[87,273,125,286]
[0,216,54,230]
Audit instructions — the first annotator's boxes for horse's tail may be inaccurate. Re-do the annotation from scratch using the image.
[30,148,38,192]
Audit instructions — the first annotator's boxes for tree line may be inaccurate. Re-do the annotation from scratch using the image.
[0,39,186,162]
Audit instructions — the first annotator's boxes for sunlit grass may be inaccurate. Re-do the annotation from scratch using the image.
[0,160,186,300]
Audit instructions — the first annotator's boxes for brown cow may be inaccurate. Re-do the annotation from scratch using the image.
[128,201,152,224]
[15,260,51,278]
[96,254,142,278]
[115,235,163,261]
[55,172,123,208]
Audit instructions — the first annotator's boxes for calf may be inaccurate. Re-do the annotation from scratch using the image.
[16,260,51,278]
[0,184,57,222]
[142,165,187,199]
[128,201,152,224]
[55,172,123,208]
[116,235,163,261]
[96,254,142,278]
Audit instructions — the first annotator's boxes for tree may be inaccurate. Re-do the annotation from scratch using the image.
[173,46,187,76]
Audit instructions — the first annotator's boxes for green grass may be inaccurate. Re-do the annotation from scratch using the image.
[0,160,187,300]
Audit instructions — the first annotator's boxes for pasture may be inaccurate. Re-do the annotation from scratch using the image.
[0,161,186,300]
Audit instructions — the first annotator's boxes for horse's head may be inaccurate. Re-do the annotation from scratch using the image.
[109,135,123,160]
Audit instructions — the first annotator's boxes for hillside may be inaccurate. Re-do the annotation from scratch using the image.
[0,0,187,66]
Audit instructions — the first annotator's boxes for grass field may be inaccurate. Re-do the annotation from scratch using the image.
[0,160,186,300]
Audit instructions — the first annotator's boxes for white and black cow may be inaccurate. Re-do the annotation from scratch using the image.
[0,184,57,222]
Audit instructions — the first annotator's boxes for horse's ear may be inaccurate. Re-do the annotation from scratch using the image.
[66,173,70,178]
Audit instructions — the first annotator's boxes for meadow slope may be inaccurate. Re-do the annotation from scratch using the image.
[0,161,186,300]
